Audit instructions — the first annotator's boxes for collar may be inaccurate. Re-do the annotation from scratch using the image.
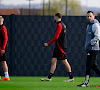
[57,21,61,24]
[0,24,3,27]
[88,19,98,24]
[88,20,94,24]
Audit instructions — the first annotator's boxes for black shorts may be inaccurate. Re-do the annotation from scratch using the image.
[52,47,67,60]
[0,53,6,62]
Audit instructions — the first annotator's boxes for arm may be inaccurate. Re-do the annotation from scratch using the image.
[48,24,62,45]
[1,26,8,50]
[91,23,100,45]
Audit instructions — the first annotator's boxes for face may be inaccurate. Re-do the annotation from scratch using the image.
[54,16,59,23]
[0,18,4,25]
[86,12,95,22]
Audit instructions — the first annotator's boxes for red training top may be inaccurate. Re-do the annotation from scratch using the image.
[48,23,62,45]
[0,25,8,51]
[48,21,67,54]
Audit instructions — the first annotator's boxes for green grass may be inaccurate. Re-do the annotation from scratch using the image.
[0,76,100,90]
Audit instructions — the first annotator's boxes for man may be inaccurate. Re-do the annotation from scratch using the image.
[40,13,74,82]
[0,16,10,81]
[77,11,100,87]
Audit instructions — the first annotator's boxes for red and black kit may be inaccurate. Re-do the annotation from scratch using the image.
[48,21,67,60]
[0,24,8,62]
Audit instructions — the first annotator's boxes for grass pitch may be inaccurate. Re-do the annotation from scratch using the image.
[0,76,100,90]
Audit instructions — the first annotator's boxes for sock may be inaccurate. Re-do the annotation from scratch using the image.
[68,72,73,79]
[4,72,9,78]
[84,75,89,84]
[48,73,53,79]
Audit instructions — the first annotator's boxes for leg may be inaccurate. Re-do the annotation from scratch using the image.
[62,59,71,72]
[91,51,100,76]
[62,59,73,80]
[85,51,97,84]
[40,58,57,81]
[92,64,100,76]
[40,48,58,81]
[50,58,57,73]
[86,51,92,76]
[1,61,8,72]
[1,61,9,79]
[48,58,57,79]
[77,51,92,87]
[0,53,10,81]
[84,51,93,84]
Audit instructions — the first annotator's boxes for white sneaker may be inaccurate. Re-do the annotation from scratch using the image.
[77,82,89,87]
[40,77,52,81]
[64,78,74,82]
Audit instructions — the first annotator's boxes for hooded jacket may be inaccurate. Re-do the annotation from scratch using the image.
[85,19,100,51]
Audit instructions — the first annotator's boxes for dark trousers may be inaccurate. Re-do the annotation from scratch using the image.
[86,50,100,76]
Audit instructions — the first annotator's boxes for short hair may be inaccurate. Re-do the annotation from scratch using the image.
[0,16,4,21]
[55,13,62,19]
[87,11,94,15]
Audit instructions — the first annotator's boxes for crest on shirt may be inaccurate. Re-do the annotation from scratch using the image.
[64,30,66,33]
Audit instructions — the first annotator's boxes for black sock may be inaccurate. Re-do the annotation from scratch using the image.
[48,73,53,79]
[68,72,73,79]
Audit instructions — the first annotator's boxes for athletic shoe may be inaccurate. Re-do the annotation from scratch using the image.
[2,78,10,81]
[64,78,74,82]
[40,78,51,81]
[77,82,89,87]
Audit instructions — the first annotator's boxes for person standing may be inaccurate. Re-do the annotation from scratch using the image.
[77,11,100,87]
[40,13,74,82]
[0,16,10,81]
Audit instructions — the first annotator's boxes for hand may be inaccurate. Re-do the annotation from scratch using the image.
[44,43,48,47]
[1,50,5,54]
[91,40,97,45]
